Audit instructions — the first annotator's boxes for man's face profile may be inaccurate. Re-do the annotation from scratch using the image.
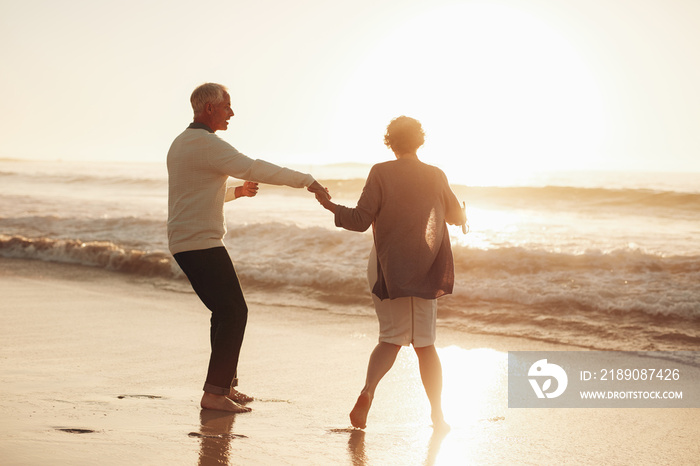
[209,92,234,132]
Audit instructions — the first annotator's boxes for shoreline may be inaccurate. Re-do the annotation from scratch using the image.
[1,257,697,465]
[0,255,583,354]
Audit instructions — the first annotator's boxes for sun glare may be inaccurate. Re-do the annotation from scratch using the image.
[331,3,606,186]
[439,346,507,424]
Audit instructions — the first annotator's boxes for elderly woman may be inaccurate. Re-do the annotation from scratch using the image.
[317,116,466,429]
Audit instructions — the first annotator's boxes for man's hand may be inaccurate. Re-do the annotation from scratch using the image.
[235,181,259,199]
[307,181,330,201]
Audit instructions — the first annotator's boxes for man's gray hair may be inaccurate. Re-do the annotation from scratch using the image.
[190,83,228,116]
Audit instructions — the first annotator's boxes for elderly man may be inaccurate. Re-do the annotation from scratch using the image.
[167,82,329,412]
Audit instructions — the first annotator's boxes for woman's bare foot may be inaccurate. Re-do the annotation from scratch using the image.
[431,412,450,432]
[349,392,373,429]
[228,387,253,404]
[201,392,252,413]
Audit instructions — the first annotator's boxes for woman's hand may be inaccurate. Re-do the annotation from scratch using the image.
[307,181,337,212]
[460,201,469,234]
[314,190,337,213]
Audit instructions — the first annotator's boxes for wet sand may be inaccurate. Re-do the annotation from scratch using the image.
[0,257,697,465]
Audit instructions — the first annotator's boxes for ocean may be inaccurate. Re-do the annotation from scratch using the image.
[1,158,698,359]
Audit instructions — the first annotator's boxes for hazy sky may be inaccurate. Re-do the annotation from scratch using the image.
[1,0,698,182]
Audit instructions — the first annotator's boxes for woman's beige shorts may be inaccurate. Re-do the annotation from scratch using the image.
[367,247,437,348]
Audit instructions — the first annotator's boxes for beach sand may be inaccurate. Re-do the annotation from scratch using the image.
[0,257,697,465]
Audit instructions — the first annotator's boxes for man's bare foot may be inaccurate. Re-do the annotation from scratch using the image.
[201,392,252,413]
[350,392,372,429]
[228,387,253,404]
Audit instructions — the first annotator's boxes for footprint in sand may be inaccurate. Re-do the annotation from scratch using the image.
[55,428,97,434]
[253,398,290,403]
[188,432,248,439]
[328,428,363,434]
[484,416,506,422]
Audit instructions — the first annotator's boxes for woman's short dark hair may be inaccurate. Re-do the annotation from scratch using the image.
[383,116,425,154]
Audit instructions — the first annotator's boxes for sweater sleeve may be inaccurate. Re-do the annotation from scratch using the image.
[207,135,315,188]
[439,169,466,226]
[334,166,381,232]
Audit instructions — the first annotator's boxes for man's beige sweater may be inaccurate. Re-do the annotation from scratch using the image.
[167,125,315,255]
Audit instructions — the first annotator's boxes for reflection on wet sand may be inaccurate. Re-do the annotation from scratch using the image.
[348,429,367,465]
[191,410,246,466]
[425,428,449,466]
[346,427,449,466]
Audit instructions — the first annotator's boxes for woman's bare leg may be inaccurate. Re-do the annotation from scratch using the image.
[414,345,449,430]
[350,342,401,428]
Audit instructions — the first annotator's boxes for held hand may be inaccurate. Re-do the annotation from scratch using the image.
[235,181,259,199]
[315,191,337,213]
[307,181,331,201]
